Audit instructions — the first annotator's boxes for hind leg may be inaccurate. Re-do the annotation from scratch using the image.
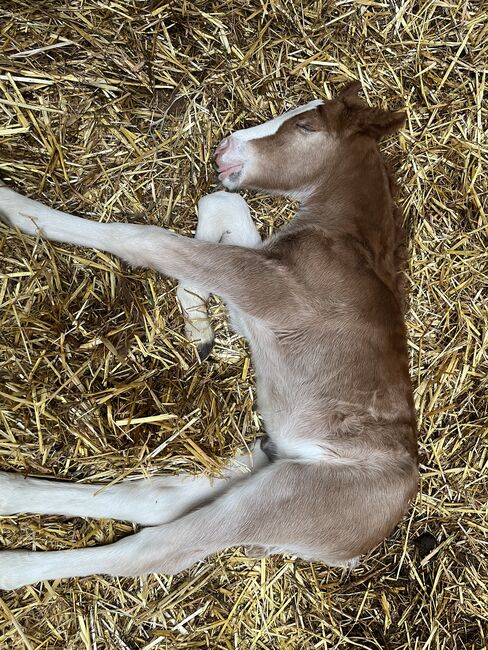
[0,445,268,526]
[0,460,290,590]
[0,460,379,590]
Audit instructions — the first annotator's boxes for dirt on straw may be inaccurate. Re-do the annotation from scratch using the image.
[0,1,486,648]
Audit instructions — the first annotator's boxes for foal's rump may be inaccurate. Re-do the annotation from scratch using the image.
[182,454,419,570]
[259,458,418,564]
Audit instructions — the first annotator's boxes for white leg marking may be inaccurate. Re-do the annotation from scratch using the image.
[0,446,268,526]
[0,184,114,249]
[0,537,147,590]
[0,185,269,319]
[177,191,261,355]
[0,522,207,590]
[0,446,270,590]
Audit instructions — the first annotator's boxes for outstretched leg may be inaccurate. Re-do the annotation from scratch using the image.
[0,461,295,589]
[0,183,297,323]
[176,191,261,358]
[0,446,268,526]
[0,461,412,590]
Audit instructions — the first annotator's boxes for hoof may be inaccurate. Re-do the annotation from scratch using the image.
[197,338,214,361]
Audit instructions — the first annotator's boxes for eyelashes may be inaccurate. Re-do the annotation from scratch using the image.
[296,123,317,133]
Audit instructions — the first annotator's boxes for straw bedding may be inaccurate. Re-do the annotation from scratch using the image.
[0,1,486,648]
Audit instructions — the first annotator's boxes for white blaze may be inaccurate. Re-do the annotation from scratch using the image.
[233,99,324,142]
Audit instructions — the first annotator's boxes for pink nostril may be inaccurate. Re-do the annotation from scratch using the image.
[215,137,231,157]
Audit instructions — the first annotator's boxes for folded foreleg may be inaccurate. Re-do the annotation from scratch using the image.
[176,191,261,358]
[0,183,293,324]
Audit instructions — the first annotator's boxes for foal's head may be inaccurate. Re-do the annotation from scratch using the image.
[215,83,405,197]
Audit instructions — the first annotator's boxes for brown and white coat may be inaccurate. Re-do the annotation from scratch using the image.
[0,83,417,590]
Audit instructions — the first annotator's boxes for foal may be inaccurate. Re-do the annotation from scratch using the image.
[0,83,418,590]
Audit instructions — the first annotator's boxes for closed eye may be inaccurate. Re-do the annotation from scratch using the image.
[296,123,316,133]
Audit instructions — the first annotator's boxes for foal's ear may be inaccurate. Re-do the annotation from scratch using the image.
[337,81,363,106]
[336,82,405,138]
[356,108,406,139]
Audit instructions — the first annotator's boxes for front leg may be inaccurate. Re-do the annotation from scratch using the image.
[177,191,261,358]
[0,183,301,324]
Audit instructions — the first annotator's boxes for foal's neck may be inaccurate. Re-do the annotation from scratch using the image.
[297,138,395,245]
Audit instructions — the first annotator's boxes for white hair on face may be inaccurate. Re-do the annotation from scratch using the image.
[232,100,324,142]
